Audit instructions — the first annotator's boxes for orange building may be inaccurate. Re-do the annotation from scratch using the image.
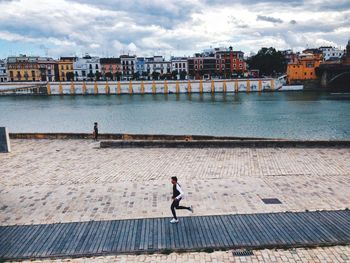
[287,53,322,84]
[58,57,75,81]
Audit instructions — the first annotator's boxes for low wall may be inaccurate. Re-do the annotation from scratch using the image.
[0,127,11,152]
[8,133,350,148]
[100,140,350,148]
[0,79,286,95]
[9,133,269,141]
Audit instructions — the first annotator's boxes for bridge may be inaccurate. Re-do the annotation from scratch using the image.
[317,40,350,92]
[318,63,350,92]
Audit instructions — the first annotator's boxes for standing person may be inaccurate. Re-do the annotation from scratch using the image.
[93,122,98,141]
[170,176,193,223]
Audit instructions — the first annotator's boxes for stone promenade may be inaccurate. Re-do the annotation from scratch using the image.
[1,139,350,262]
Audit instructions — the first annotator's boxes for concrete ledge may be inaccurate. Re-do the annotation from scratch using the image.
[9,133,271,141]
[100,140,350,148]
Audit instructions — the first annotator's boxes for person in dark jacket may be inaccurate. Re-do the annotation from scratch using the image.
[170,176,193,223]
[93,122,98,141]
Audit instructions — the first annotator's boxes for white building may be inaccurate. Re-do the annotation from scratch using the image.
[120,55,136,80]
[0,59,7,82]
[145,56,171,79]
[73,55,101,81]
[319,46,345,61]
[171,57,188,80]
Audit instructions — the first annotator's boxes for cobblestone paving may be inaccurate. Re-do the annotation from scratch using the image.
[14,246,350,263]
[1,140,350,226]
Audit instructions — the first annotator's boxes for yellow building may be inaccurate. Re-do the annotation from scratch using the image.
[58,57,75,81]
[287,53,322,84]
[7,55,41,82]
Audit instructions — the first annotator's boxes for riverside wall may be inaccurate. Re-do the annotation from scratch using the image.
[0,78,294,95]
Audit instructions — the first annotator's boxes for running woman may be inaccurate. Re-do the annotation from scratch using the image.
[170,176,193,223]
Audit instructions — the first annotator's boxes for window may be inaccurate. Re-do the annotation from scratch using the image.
[95,64,99,69]
[183,63,185,68]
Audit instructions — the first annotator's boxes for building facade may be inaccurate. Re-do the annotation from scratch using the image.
[7,55,40,82]
[188,55,216,80]
[120,55,136,80]
[58,57,75,82]
[145,56,171,79]
[73,55,101,81]
[0,60,7,82]
[37,57,57,82]
[286,52,322,83]
[215,48,246,78]
[171,57,188,80]
[100,58,121,80]
[319,46,344,61]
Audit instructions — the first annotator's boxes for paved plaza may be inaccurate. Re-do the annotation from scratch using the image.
[1,140,350,226]
[1,139,350,262]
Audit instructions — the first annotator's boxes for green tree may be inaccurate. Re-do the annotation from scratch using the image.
[246,47,287,77]
[132,72,140,80]
[105,72,113,80]
[115,72,122,81]
[152,71,160,80]
[171,70,178,80]
[87,72,94,81]
[95,71,102,81]
[180,70,187,80]
[66,72,74,81]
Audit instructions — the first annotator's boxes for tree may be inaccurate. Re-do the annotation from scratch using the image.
[246,47,287,77]
[152,71,160,80]
[180,70,187,80]
[66,72,75,81]
[132,72,140,80]
[115,72,122,81]
[95,71,102,81]
[105,72,113,80]
[87,72,94,81]
[171,70,178,80]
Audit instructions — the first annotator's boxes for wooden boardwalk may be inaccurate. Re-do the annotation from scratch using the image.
[1,210,350,260]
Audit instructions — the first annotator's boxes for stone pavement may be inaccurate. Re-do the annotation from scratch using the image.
[13,246,350,263]
[0,140,350,226]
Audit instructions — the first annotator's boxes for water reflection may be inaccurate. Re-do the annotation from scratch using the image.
[0,92,349,139]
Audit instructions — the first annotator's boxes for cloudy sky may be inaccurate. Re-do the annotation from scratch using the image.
[0,0,349,58]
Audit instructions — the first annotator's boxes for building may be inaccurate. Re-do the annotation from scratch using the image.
[171,57,188,80]
[100,58,121,80]
[136,57,145,76]
[319,46,344,61]
[214,47,246,78]
[7,55,40,82]
[342,40,350,65]
[73,55,101,81]
[0,60,7,82]
[286,52,322,84]
[37,57,57,82]
[281,49,297,64]
[120,55,136,80]
[58,57,75,82]
[188,55,216,80]
[145,56,171,80]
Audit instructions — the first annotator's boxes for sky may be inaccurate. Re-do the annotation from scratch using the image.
[0,0,349,59]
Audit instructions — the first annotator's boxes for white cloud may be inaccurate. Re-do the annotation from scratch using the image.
[0,0,349,58]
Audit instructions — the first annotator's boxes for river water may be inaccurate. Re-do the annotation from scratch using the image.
[0,92,349,139]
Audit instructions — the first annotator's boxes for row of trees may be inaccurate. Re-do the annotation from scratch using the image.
[65,70,188,81]
[246,47,287,77]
